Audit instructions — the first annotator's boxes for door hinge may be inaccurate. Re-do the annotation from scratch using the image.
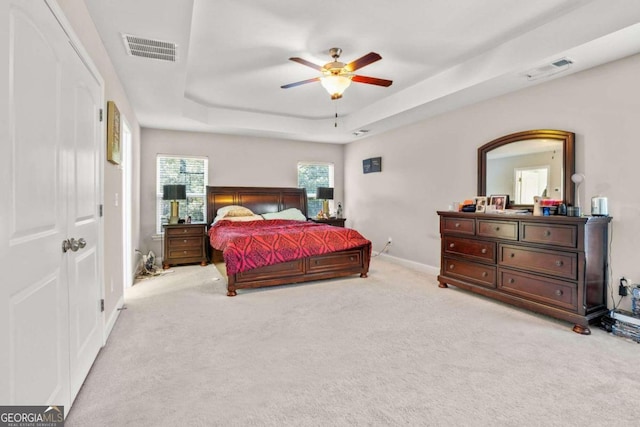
[100,299,105,312]
[99,204,103,217]
[99,108,103,122]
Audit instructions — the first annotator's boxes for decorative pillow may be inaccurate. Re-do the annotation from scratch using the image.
[216,205,255,217]
[261,208,307,221]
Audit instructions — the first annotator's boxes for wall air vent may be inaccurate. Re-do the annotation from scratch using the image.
[525,57,573,81]
[122,34,177,62]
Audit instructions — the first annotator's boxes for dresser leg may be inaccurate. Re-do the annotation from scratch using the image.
[227,289,237,297]
[438,282,448,288]
[200,261,208,266]
[163,263,170,270]
[572,324,591,335]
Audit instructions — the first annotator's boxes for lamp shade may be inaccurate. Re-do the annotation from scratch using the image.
[320,75,352,100]
[316,187,334,200]
[163,184,186,200]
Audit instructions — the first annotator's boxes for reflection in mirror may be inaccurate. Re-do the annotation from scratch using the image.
[486,139,564,204]
[478,130,575,209]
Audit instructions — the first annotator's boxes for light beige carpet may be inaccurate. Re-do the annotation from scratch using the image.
[66,257,638,426]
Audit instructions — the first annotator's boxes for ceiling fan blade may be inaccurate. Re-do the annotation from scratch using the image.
[281,77,321,89]
[352,75,393,87]
[345,52,382,72]
[289,57,324,71]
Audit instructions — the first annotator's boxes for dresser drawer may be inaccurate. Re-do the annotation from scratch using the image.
[499,244,577,280]
[166,226,205,237]
[443,257,496,288]
[520,222,577,248]
[444,237,496,262]
[168,236,202,249]
[477,220,518,240]
[499,269,578,311]
[442,217,475,235]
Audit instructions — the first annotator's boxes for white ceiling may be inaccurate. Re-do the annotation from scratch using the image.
[84,0,640,143]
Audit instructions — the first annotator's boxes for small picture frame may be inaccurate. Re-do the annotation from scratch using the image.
[489,195,509,211]
[475,196,488,213]
[107,101,121,165]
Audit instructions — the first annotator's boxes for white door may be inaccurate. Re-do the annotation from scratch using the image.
[63,35,103,403]
[0,0,103,409]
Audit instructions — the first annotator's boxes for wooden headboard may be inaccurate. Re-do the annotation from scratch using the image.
[206,186,308,226]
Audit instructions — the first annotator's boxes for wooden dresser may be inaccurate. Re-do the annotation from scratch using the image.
[437,211,611,334]
[163,223,208,269]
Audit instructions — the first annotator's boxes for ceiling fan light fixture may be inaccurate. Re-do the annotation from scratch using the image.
[320,74,352,100]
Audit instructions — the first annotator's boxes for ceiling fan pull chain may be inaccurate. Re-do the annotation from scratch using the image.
[335,102,338,127]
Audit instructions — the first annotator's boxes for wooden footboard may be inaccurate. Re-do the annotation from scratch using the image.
[215,244,371,296]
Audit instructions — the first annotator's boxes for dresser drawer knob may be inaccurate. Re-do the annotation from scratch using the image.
[449,264,455,270]
[495,226,500,231]
[350,256,355,261]
[183,250,187,254]
[184,239,188,243]
[454,223,460,228]
[545,230,551,237]
[555,289,564,296]
[449,243,455,248]
[508,278,515,284]
[183,229,187,233]
[509,253,515,258]
[482,272,488,277]
[555,260,564,267]
[481,248,487,254]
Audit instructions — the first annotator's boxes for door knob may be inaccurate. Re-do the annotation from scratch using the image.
[62,239,71,253]
[78,238,87,249]
[69,238,80,252]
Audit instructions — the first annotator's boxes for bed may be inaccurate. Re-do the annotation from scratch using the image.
[206,186,371,296]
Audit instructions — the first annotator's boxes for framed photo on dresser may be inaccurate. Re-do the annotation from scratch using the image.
[489,195,509,211]
[475,196,488,213]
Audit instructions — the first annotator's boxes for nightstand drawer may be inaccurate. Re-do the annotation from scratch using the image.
[168,247,204,259]
[168,236,202,248]
[166,226,204,237]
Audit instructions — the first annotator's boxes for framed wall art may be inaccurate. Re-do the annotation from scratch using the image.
[107,100,121,165]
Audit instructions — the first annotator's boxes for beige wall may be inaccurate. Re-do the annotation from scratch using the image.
[56,0,141,324]
[140,129,344,258]
[345,53,640,312]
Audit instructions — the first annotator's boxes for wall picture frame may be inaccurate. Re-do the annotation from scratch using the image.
[489,194,509,211]
[475,196,488,213]
[107,100,121,165]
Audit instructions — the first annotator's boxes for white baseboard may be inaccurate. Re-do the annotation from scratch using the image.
[375,253,440,276]
[103,294,124,344]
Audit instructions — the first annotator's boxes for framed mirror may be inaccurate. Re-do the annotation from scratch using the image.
[478,129,575,209]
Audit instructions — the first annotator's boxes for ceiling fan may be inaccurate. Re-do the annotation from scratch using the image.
[281,47,393,100]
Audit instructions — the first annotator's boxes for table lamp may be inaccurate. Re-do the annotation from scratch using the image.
[163,184,186,224]
[316,187,334,218]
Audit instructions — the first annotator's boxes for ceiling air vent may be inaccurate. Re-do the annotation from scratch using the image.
[525,57,573,81]
[122,34,177,62]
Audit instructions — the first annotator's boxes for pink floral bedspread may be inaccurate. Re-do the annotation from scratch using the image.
[208,219,371,275]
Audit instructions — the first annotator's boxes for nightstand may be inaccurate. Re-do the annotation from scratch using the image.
[162,223,208,269]
[310,218,346,227]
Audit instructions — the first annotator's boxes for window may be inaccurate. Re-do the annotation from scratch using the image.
[297,162,334,217]
[157,155,208,234]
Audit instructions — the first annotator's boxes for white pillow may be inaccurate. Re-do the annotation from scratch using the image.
[261,208,307,221]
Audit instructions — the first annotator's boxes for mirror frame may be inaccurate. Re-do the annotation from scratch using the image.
[478,129,575,209]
